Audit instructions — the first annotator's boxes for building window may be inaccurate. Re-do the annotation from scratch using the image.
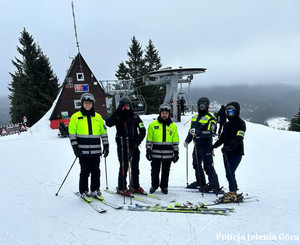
[66,77,74,88]
[61,111,69,118]
[76,72,85,81]
[74,100,81,109]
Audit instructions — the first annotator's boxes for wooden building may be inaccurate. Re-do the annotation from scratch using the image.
[49,53,107,129]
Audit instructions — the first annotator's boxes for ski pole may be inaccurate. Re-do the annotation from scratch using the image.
[120,137,126,204]
[186,144,189,187]
[55,157,77,196]
[183,117,193,126]
[126,137,133,205]
[104,156,108,190]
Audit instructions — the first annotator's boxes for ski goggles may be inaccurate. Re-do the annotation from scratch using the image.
[198,103,208,109]
[160,104,171,112]
[225,109,237,116]
[82,94,95,102]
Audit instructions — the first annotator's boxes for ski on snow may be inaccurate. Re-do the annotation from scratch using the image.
[128,203,230,215]
[91,194,123,209]
[74,192,107,213]
[104,189,155,204]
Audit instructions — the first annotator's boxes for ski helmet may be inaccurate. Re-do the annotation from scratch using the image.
[159,104,171,113]
[197,97,210,110]
[81,93,95,105]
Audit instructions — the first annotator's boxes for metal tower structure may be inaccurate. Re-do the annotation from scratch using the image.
[146,67,206,122]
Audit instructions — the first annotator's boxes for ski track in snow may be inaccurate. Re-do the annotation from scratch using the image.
[1,112,300,244]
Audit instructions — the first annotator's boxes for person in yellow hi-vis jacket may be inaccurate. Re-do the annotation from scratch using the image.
[146,104,179,194]
[68,93,109,200]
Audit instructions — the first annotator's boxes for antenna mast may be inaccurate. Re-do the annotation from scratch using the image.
[71,0,80,54]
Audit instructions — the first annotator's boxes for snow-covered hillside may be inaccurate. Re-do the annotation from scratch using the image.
[0,109,300,245]
[265,117,290,130]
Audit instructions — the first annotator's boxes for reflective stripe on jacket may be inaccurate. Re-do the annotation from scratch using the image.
[68,111,108,156]
[185,112,216,144]
[146,120,179,160]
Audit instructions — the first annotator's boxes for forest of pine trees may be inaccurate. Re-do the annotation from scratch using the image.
[8,28,59,126]
[115,37,165,114]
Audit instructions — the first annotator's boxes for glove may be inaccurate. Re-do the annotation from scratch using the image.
[209,145,215,152]
[146,149,152,161]
[189,128,196,136]
[73,146,82,157]
[173,151,179,163]
[183,141,188,148]
[115,107,122,114]
[103,145,109,158]
[221,146,230,153]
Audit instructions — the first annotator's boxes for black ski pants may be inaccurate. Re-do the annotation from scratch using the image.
[117,143,141,190]
[79,156,100,194]
[151,159,172,189]
[192,142,220,189]
[223,154,242,192]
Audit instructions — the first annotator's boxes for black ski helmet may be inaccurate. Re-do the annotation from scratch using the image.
[197,97,210,110]
[118,96,132,108]
[81,93,95,105]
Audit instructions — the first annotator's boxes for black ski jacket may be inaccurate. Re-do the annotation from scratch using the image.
[106,108,146,147]
[213,102,246,156]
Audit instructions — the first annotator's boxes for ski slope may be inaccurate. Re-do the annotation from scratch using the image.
[0,108,300,245]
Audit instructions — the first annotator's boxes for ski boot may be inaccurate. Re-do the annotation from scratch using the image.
[186,181,200,189]
[161,187,168,194]
[90,190,104,200]
[116,188,131,196]
[149,187,157,194]
[132,187,147,195]
[219,191,238,203]
[199,184,211,193]
[80,191,91,202]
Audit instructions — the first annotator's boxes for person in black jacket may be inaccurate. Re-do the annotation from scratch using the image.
[106,96,146,196]
[217,105,226,136]
[184,97,220,193]
[211,101,246,202]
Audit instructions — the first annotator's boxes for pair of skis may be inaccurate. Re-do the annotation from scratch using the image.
[128,203,233,215]
[74,192,123,213]
[104,188,160,204]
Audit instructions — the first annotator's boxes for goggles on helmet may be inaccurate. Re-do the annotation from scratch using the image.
[225,109,237,116]
[160,104,171,112]
[82,94,95,102]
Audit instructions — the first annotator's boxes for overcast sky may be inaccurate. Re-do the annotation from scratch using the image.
[1,0,299,96]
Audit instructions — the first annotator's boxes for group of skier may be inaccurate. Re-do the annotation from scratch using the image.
[68,92,246,203]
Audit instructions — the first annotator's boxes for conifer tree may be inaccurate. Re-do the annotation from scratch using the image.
[289,107,300,132]
[8,28,59,126]
[142,39,164,113]
[125,36,146,88]
[115,37,163,114]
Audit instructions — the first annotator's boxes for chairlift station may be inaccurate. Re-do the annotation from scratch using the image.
[146,67,206,121]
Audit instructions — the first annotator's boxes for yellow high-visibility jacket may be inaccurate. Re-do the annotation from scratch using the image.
[146,119,179,160]
[68,111,108,156]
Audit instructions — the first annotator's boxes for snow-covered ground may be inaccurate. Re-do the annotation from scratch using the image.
[1,108,300,245]
[265,117,290,130]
